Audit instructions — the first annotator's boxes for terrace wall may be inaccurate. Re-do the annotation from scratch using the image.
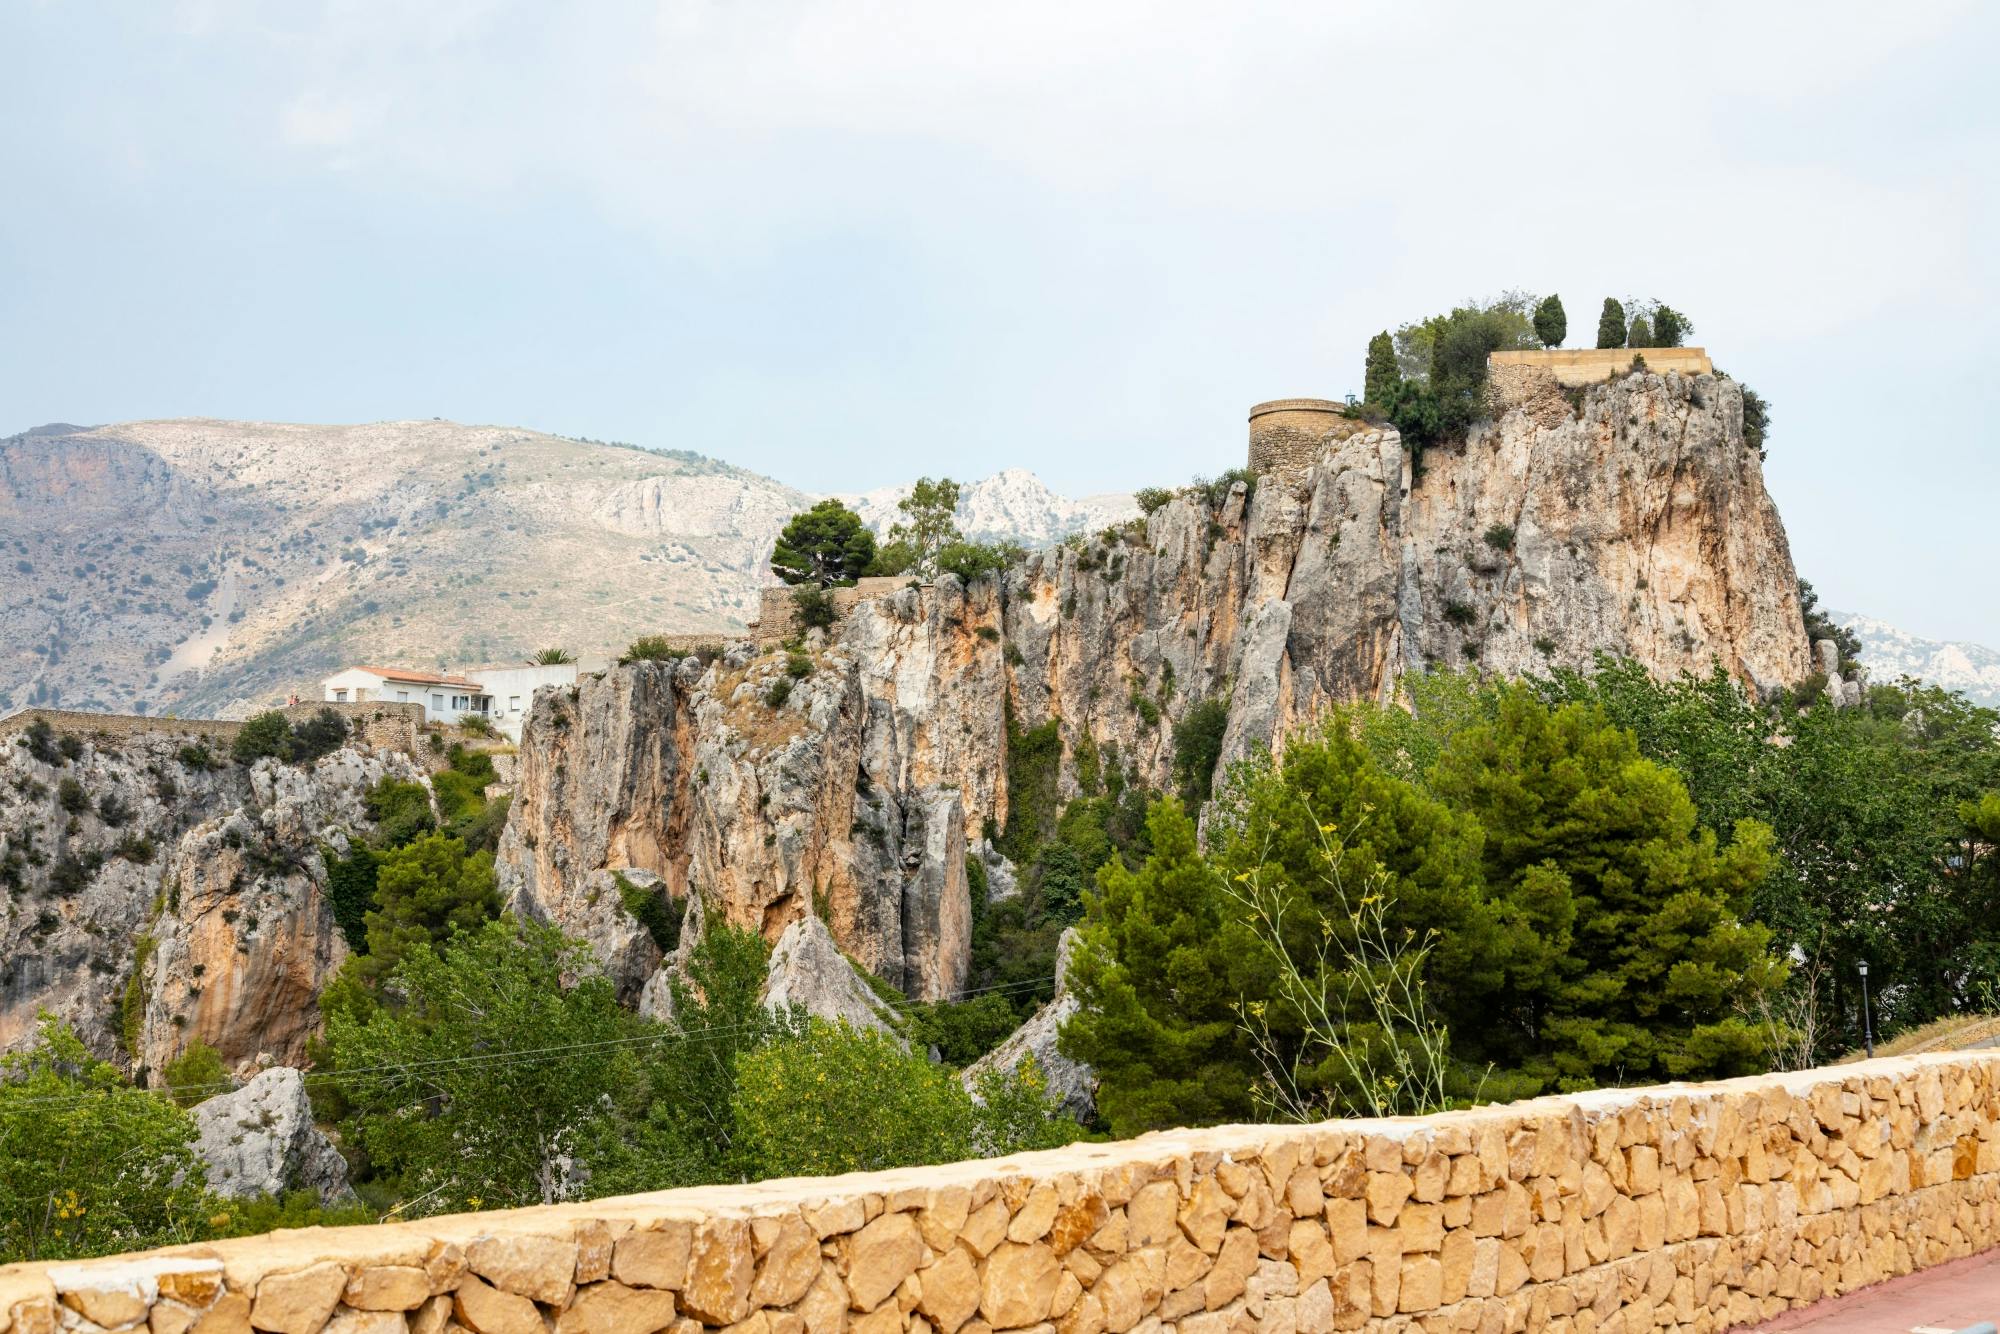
[6,1052,2000,1334]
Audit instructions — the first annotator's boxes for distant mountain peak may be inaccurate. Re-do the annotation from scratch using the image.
[836,470,1136,548]
[1834,611,2000,707]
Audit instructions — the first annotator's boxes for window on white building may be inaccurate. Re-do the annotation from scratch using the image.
[509,695,521,713]
[397,690,410,702]
[333,689,348,702]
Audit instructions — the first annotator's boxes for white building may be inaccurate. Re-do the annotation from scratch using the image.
[321,661,585,741]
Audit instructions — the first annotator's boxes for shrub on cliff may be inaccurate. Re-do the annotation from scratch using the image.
[1595,297,1627,349]
[1134,486,1175,515]
[1533,294,1567,348]
[770,499,877,587]
[936,540,1020,584]
[232,710,293,763]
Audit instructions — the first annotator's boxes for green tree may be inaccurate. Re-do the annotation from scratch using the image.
[289,709,349,762]
[1595,298,1627,349]
[328,919,639,1214]
[770,500,877,587]
[732,1020,1077,1179]
[1627,314,1655,350]
[886,478,963,581]
[232,710,293,764]
[615,918,804,1188]
[732,1019,975,1176]
[0,1018,210,1262]
[1060,799,1271,1136]
[1171,696,1230,808]
[1363,331,1400,405]
[1429,686,1781,1088]
[351,833,500,983]
[1651,304,1693,348]
[1532,294,1567,349]
[530,647,574,665]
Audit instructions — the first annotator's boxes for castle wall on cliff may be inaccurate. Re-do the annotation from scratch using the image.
[9,1051,1998,1334]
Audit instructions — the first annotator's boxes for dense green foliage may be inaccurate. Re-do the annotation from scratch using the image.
[770,499,877,587]
[0,1019,210,1261]
[936,541,1020,583]
[1171,696,1229,807]
[1378,294,1539,454]
[1595,297,1627,349]
[1532,294,1566,348]
[1064,680,1794,1136]
[162,1039,230,1107]
[733,1021,1080,1178]
[1740,384,1771,457]
[329,919,636,1212]
[1626,314,1655,349]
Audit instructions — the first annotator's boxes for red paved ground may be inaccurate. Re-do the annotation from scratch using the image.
[1747,1248,2000,1331]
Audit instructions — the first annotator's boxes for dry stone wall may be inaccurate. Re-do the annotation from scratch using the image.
[9,1052,2000,1334]
[0,704,424,756]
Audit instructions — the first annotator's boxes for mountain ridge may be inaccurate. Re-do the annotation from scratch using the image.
[1834,611,2000,707]
[0,417,1133,719]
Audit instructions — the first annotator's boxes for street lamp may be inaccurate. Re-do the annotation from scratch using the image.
[1859,961,1875,1059]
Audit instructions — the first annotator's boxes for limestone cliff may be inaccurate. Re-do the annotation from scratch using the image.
[498,368,1809,1004]
[0,719,426,1074]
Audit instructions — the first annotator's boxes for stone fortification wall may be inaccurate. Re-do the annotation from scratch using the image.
[8,1052,2000,1334]
[0,703,425,757]
[749,578,910,642]
[1246,400,1372,478]
[1488,348,1713,388]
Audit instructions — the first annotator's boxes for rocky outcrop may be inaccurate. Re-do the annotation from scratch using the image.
[963,927,1096,1121]
[498,370,1810,1009]
[190,1067,354,1205]
[762,914,900,1039]
[0,719,426,1072]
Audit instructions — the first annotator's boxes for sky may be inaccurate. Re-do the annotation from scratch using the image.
[2,2,1996,645]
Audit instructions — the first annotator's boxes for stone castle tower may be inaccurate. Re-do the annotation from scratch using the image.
[1247,398,1350,475]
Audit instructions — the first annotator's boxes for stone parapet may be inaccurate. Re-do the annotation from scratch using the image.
[0,703,426,758]
[6,1051,2000,1334]
[1488,347,1713,388]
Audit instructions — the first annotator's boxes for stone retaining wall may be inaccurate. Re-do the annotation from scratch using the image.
[0,703,426,758]
[6,1052,2000,1334]
[1487,348,1713,388]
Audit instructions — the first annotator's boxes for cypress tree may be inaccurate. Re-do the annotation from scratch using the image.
[1532,295,1566,349]
[1363,331,1400,406]
[1595,298,1626,349]
[1627,314,1654,349]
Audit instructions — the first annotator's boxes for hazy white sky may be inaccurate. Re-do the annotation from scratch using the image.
[2,2,1995,643]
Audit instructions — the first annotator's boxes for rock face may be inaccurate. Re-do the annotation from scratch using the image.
[0,720,427,1071]
[762,914,900,1039]
[964,928,1096,1121]
[191,1067,354,1205]
[498,370,1810,1006]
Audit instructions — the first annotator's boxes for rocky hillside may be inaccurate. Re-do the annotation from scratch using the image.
[499,367,1811,1007]
[0,716,424,1068]
[1,366,1811,1079]
[1834,612,2000,707]
[0,421,1135,722]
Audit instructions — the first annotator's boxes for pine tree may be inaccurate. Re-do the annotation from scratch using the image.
[1363,331,1400,406]
[769,500,877,587]
[1595,298,1626,349]
[1532,295,1566,349]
